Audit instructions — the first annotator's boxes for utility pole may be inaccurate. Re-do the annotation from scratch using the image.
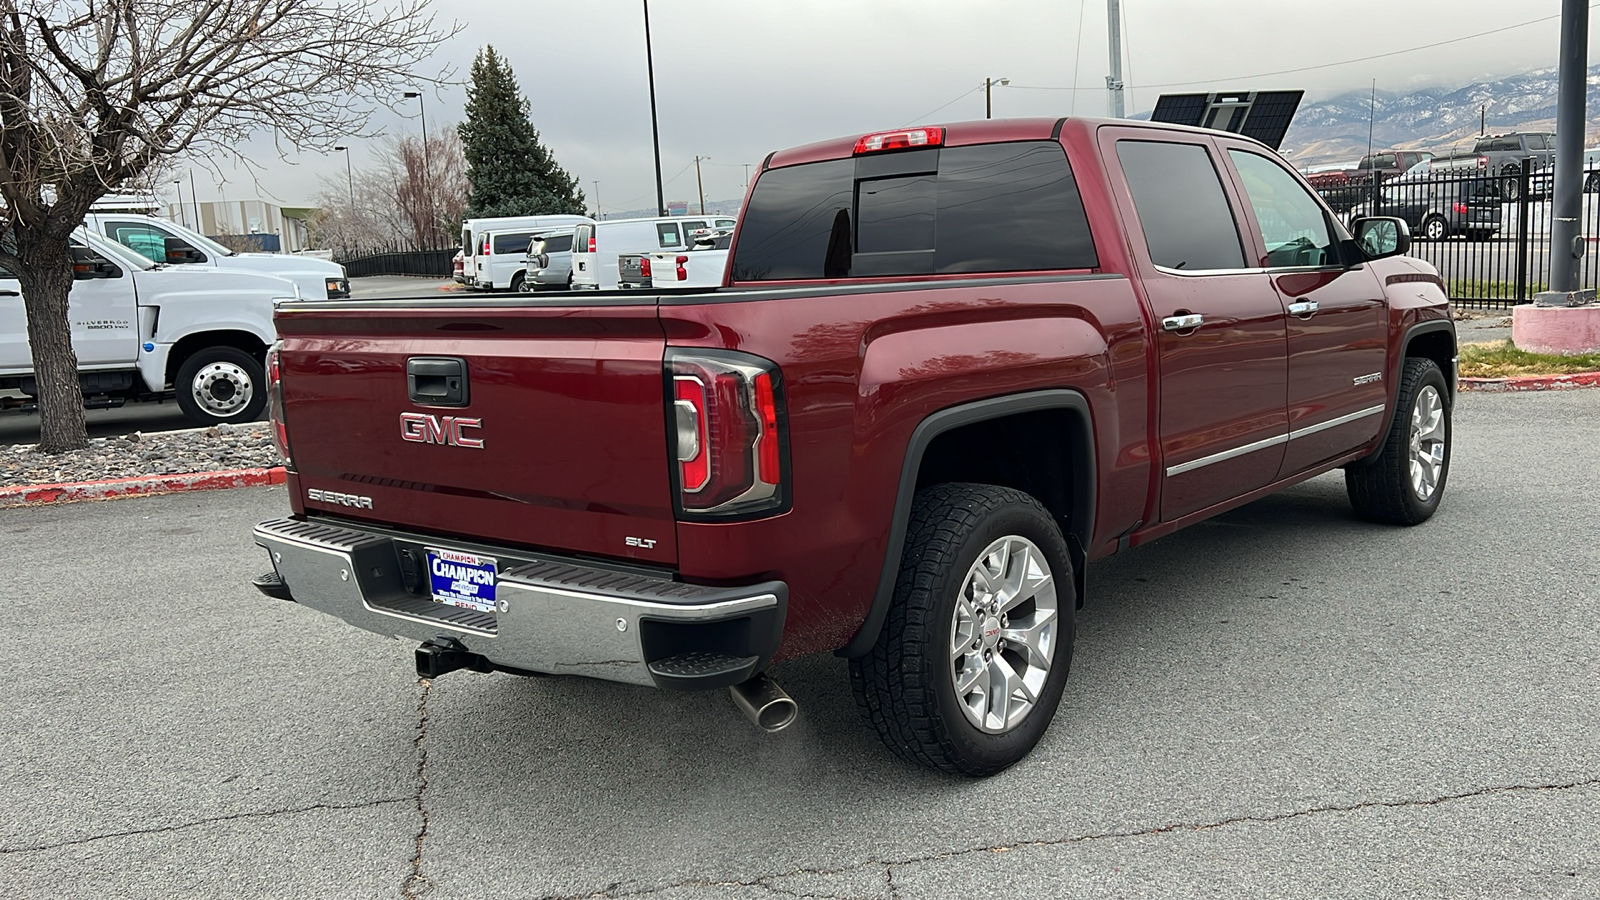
[593,181,602,219]
[1540,0,1592,302]
[1480,104,1486,136]
[694,155,707,214]
[173,180,186,227]
[643,0,666,217]
[1105,0,1125,118]
[189,170,200,234]
[985,77,1009,119]
[742,164,751,195]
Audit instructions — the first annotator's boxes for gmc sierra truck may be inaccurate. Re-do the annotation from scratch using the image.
[252,117,1456,776]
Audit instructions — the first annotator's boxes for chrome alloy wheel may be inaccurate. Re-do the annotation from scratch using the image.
[1409,385,1446,501]
[191,361,254,417]
[950,535,1058,734]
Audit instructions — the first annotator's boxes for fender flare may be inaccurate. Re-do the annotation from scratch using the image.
[837,389,1096,658]
[1353,318,1456,468]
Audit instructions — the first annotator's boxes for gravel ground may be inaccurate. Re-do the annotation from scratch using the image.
[0,422,279,489]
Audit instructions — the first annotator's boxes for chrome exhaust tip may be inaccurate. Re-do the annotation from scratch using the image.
[729,673,798,733]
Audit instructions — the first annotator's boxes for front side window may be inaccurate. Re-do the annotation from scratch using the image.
[107,221,180,263]
[1116,140,1245,271]
[1228,150,1336,268]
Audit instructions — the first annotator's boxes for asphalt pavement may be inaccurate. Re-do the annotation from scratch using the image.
[3,376,1598,900]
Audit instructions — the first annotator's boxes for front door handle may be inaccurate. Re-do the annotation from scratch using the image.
[1162,314,1204,331]
[0,289,18,297]
[1287,300,1319,317]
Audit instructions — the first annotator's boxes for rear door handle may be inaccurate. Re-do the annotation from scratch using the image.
[1287,300,1319,317]
[1162,314,1204,331]
[0,289,18,297]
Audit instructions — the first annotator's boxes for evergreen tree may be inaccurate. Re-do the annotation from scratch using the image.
[459,46,586,218]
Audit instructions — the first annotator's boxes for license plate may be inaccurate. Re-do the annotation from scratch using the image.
[425,549,497,613]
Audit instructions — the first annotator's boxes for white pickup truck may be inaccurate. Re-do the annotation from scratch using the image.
[0,230,300,425]
[643,228,733,289]
[81,213,350,300]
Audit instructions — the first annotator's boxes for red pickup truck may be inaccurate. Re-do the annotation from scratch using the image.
[253,118,1456,776]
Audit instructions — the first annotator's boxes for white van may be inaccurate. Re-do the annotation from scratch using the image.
[81,212,350,300]
[475,229,543,292]
[570,216,737,290]
[460,215,592,286]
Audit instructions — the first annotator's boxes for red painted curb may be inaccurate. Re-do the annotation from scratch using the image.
[1460,371,1600,392]
[0,466,287,508]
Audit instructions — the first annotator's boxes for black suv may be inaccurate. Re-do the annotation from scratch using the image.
[1348,175,1501,241]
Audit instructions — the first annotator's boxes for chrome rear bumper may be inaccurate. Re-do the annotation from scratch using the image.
[252,517,785,689]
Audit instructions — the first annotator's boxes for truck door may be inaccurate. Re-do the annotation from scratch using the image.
[1223,148,1389,478]
[0,263,25,372]
[1105,134,1289,522]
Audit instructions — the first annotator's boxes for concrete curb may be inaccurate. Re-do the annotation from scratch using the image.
[0,466,287,508]
[1460,371,1600,392]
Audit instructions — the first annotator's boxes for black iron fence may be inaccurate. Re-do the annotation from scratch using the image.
[336,247,456,278]
[1312,161,1600,308]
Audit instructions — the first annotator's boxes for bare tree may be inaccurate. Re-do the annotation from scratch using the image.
[0,0,456,452]
[312,130,464,254]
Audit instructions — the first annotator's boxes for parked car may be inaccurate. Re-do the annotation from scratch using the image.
[254,117,1454,776]
[1,230,300,425]
[645,228,734,288]
[520,230,576,291]
[1346,175,1501,240]
[475,229,543,292]
[81,212,349,299]
[1433,132,1556,200]
[570,215,738,289]
[460,215,591,287]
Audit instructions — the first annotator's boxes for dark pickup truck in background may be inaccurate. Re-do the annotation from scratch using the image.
[253,117,1456,775]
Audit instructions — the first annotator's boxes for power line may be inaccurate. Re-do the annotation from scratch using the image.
[1012,7,1584,94]
[901,85,985,128]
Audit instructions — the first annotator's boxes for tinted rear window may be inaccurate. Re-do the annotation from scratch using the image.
[542,234,573,253]
[1116,141,1245,271]
[493,232,534,254]
[729,141,1097,281]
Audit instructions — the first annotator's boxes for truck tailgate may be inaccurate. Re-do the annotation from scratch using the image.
[274,303,678,565]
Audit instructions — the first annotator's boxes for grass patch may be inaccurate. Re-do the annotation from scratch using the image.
[1458,340,1600,377]
[1447,279,1546,301]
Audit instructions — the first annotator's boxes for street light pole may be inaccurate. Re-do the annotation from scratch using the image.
[333,146,355,216]
[1106,0,1126,118]
[1542,0,1591,301]
[174,179,186,227]
[189,169,200,234]
[403,91,432,244]
[985,77,1009,119]
[643,0,666,217]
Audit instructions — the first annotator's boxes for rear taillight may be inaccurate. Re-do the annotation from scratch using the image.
[266,342,293,471]
[482,237,490,255]
[676,255,688,281]
[667,350,789,519]
[1453,202,1469,214]
[640,257,652,278]
[588,235,597,253]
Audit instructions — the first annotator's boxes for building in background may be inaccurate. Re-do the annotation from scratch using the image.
[164,199,315,253]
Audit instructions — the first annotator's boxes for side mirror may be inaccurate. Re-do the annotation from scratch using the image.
[70,247,120,279]
[164,236,206,264]
[1350,216,1410,261]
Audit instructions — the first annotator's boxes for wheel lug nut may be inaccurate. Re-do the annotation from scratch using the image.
[983,650,992,660]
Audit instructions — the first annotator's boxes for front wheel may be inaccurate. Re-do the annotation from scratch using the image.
[1345,358,1451,525]
[850,483,1076,776]
[509,272,525,293]
[1422,215,1448,241]
[174,346,267,426]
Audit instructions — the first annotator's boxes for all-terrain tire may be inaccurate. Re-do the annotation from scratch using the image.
[1345,358,1451,525]
[849,483,1076,776]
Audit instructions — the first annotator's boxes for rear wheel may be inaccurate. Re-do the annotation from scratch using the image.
[509,272,525,293]
[1585,173,1599,193]
[1345,358,1451,525]
[1501,172,1521,202]
[1422,215,1448,241]
[850,483,1076,776]
[174,346,267,426]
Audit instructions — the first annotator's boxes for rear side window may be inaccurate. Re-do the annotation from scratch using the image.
[730,141,1096,281]
[657,223,683,248]
[1525,135,1546,150]
[544,234,573,253]
[1116,141,1245,271]
[573,225,592,251]
[492,232,534,254]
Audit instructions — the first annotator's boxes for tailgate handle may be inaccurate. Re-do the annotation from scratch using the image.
[407,357,469,407]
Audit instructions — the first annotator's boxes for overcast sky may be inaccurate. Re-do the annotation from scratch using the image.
[177,0,1593,215]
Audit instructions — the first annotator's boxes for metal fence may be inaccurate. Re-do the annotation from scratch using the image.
[336,247,456,278]
[1312,161,1600,308]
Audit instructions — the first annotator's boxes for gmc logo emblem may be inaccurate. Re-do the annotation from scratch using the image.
[401,412,484,449]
